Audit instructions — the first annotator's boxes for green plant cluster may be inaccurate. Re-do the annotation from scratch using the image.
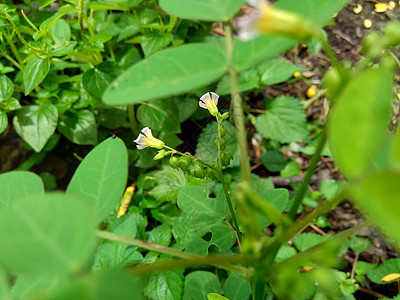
[1,0,400,299]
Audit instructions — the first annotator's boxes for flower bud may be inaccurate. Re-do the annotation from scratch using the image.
[362,32,384,58]
[169,156,179,169]
[384,21,400,47]
[153,150,167,160]
[178,156,191,172]
[219,125,226,137]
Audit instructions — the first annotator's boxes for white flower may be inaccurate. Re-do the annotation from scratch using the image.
[199,92,219,117]
[237,0,316,42]
[134,127,165,150]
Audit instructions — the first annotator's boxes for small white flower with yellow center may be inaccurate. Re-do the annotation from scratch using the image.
[199,92,219,117]
[134,127,165,150]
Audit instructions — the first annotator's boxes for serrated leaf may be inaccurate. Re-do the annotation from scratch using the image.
[0,171,44,209]
[255,96,307,143]
[177,186,228,226]
[145,269,184,300]
[367,258,400,284]
[223,273,251,300]
[328,68,392,178]
[159,0,246,21]
[196,121,239,167]
[185,224,236,255]
[23,57,50,95]
[93,215,142,271]
[349,236,371,254]
[13,104,58,152]
[83,61,121,99]
[183,271,221,300]
[148,167,186,202]
[0,111,7,134]
[0,74,13,100]
[141,33,172,57]
[137,99,180,133]
[57,110,97,145]
[147,224,172,247]
[0,193,96,275]
[67,137,128,221]
[103,44,227,105]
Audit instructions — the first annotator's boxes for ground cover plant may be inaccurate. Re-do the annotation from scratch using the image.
[0,0,400,299]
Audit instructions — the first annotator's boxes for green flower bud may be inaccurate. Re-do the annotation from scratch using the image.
[219,125,226,137]
[322,67,342,100]
[190,164,205,178]
[221,151,233,166]
[178,156,191,172]
[169,156,179,169]
[381,53,398,73]
[219,139,226,151]
[153,150,167,160]
[220,112,229,121]
[384,21,400,47]
[362,32,384,59]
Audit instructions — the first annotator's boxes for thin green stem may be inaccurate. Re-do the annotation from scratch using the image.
[96,230,248,274]
[288,130,326,219]
[0,49,23,71]
[131,255,249,275]
[2,30,24,69]
[127,104,138,135]
[225,24,251,183]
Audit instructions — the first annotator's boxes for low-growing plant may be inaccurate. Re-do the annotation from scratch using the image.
[1,0,400,299]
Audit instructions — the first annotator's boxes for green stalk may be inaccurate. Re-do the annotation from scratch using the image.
[216,118,241,242]
[96,230,247,274]
[225,24,251,183]
[288,131,326,219]
[2,30,24,69]
[127,104,138,135]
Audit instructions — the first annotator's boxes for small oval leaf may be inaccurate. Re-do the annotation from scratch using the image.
[23,57,50,96]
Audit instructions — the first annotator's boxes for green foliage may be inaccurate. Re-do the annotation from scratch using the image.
[23,57,50,95]
[67,137,128,221]
[256,96,308,143]
[183,271,221,300]
[367,258,400,284]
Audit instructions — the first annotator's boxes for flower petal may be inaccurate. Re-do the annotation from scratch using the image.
[200,92,211,103]
[136,144,147,150]
[141,127,153,137]
[210,92,219,105]
[199,101,208,109]
[134,133,147,144]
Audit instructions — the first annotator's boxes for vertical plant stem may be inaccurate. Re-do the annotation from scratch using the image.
[225,24,251,183]
[3,31,24,69]
[288,130,326,219]
[127,104,138,135]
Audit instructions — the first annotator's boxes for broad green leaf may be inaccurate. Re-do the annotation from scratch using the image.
[159,0,246,21]
[37,6,76,33]
[177,186,228,226]
[147,167,186,202]
[259,59,305,85]
[275,245,297,263]
[141,33,172,57]
[328,68,392,178]
[172,213,209,249]
[0,171,44,209]
[351,170,400,247]
[233,36,295,72]
[67,137,128,221]
[49,19,71,43]
[103,44,227,105]
[137,99,180,133]
[82,62,121,99]
[320,179,347,200]
[185,224,236,256]
[147,224,172,247]
[57,109,97,145]
[261,151,287,172]
[255,189,289,228]
[256,96,308,143]
[274,0,348,26]
[145,269,184,300]
[0,193,96,275]
[11,274,67,299]
[0,74,13,100]
[367,258,400,284]
[223,273,251,300]
[183,271,221,300]
[0,111,7,134]
[349,236,372,254]
[13,104,58,152]
[0,269,9,300]
[280,160,300,178]
[216,69,259,95]
[293,233,332,252]
[208,294,228,300]
[23,57,50,95]
[196,121,239,167]
[93,215,142,271]
[390,131,400,168]
[1,97,21,111]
